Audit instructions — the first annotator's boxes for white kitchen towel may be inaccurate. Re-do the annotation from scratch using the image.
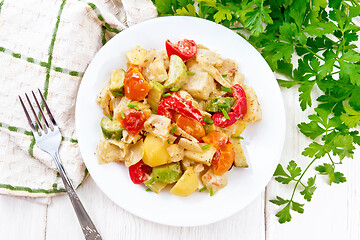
[0,0,157,198]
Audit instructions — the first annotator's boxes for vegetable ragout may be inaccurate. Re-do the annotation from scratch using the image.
[96,39,262,196]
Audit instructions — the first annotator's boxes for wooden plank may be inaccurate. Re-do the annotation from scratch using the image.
[46,189,89,239]
[0,195,47,240]
[46,177,265,240]
[265,87,360,239]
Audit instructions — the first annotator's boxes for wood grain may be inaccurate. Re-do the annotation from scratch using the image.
[0,195,47,239]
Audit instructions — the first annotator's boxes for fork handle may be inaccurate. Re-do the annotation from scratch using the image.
[51,151,102,240]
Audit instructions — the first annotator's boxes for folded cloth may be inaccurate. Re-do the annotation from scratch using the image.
[0,0,157,197]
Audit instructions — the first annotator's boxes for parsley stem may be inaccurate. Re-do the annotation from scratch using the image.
[327,152,336,167]
[289,157,317,202]
[300,44,341,69]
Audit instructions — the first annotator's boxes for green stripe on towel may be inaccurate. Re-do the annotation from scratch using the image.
[0,45,84,77]
[83,1,120,33]
[43,0,67,100]
[0,122,78,143]
[0,183,66,194]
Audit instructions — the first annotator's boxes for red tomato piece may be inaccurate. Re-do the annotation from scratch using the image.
[212,143,235,175]
[129,160,152,184]
[119,109,148,136]
[165,39,197,61]
[176,115,205,140]
[157,92,205,125]
[202,130,228,149]
[124,65,150,101]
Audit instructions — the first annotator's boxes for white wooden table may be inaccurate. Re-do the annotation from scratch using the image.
[1,86,359,240]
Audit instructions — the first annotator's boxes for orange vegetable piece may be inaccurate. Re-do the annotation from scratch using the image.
[212,143,235,175]
[124,65,150,101]
[176,115,205,140]
[202,130,228,149]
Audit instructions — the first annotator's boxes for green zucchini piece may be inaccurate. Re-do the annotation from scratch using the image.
[148,81,165,113]
[100,117,123,140]
[205,97,235,112]
[109,69,125,93]
[164,55,187,89]
[152,162,183,184]
[147,181,167,193]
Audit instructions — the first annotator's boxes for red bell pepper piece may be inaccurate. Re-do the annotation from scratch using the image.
[212,84,247,127]
[128,160,152,184]
[157,92,205,125]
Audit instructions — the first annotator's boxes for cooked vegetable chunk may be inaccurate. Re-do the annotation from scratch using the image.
[152,162,183,184]
[170,167,199,196]
[182,68,215,100]
[232,121,248,137]
[109,69,125,93]
[242,86,262,122]
[205,97,235,112]
[147,181,167,193]
[184,143,217,166]
[230,138,248,167]
[195,48,223,66]
[96,140,126,164]
[143,114,171,139]
[201,168,228,195]
[147,81,165,113]
[145,57,168,83]
[164,55,187,89]
[100,117,123,140]
[143,134,170,167]
[126,46,149,65]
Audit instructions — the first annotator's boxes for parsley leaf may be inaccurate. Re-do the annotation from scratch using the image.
[243,3,273,36]
[302,142,326,158]
[175,4,197,16]
[341,106,360,128]
[273,161,301,184]
[213,5,233,23]
[298,121,325,140]
[270,196,289,206]
[303,22,338,37]
[329,134,355,160]
[300,176,317,202]
[291,201,305,214]
[316,163,346,184]
[154,0,174,14]
[275,203,292,224]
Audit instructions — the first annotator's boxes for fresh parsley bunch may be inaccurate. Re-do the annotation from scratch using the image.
[152,0,360,223]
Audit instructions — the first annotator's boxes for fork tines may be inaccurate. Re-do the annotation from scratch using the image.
[19,89,57,135]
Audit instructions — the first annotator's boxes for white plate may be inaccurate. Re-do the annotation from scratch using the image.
[75,16,286,227]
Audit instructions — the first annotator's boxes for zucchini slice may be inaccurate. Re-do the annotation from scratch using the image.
[164,55,187,89]
[147,81,165,113]
[109,69,125,93]
[100,117,123,140]
[152,162,183,184]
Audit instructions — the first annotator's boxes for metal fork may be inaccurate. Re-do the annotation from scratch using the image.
[19,89,102,240]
